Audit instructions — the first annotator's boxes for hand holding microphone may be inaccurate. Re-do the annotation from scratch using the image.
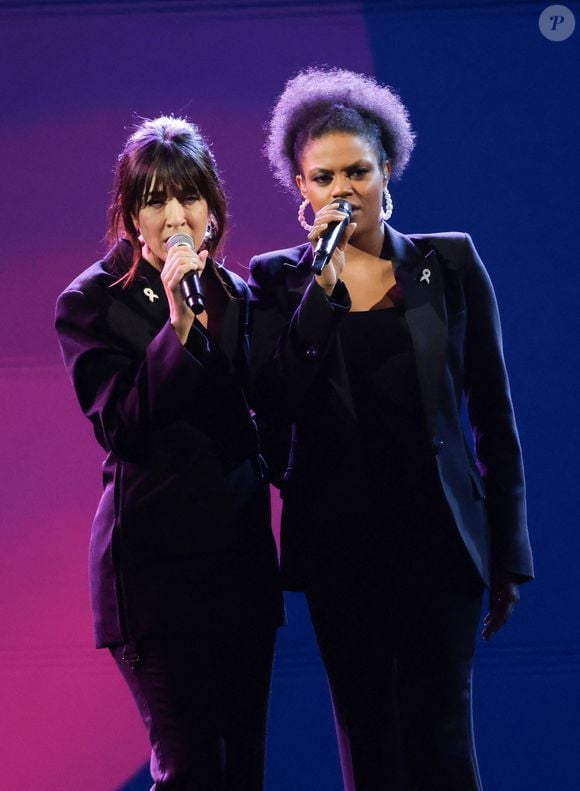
[165,233,206,314]
[162,233,208,344]
[307,200,355,295]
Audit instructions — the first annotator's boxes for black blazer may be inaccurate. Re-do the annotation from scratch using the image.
[248,223,534,589]
[56,241,282,648]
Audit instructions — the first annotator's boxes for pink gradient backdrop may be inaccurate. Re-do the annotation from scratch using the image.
[0,7,373,789]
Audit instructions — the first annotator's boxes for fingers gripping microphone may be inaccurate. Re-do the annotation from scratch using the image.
[311,200,353,276]
[165,233,205,315]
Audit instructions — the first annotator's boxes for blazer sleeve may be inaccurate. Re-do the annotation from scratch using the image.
[462,234,534,580]
[247,254,351,485]
[55,284,226,462]
[248,254,351,420]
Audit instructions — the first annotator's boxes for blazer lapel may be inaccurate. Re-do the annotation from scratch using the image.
[106,259,169,352]
[386,224,448,437]
[131,260,169,323]
[211,261,243,367]
[282,243,315,312]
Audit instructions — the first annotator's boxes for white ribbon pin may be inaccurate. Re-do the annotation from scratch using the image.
[143,287,159,303]
[419,268,431,285]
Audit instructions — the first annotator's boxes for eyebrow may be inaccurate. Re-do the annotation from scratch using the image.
[309,159,373,173]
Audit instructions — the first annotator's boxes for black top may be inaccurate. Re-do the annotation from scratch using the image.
[339,306,444,524]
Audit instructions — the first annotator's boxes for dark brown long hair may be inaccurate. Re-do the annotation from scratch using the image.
[107,116,227,285]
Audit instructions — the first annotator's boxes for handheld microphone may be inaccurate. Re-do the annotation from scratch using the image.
[311,199,353,276]
[165,233,205,315]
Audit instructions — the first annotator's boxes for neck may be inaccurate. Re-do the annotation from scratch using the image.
[142,244,162,271]
[349,220,385,258]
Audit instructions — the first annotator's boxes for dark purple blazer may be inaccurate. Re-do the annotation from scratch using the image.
[56,241,282,648]
[248,223,534,589]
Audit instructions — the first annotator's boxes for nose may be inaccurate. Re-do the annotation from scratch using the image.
[331,174,353,198]
[164,197,187,229]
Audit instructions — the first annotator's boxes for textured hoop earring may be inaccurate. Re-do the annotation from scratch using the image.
[381,186,394,222]
[298,197,314,232]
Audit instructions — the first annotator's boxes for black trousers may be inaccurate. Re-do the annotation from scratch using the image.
[111,623,277,791]
[304,506,485,791]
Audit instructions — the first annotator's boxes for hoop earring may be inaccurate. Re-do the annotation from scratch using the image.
[298,198,314,232]
[381,186,394,222]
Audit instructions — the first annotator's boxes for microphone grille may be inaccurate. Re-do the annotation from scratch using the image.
[165,233,194,251]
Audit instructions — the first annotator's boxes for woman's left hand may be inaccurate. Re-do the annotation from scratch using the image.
[482,572,520,641]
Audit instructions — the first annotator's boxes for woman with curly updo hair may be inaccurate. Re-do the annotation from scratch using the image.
[55,116,283,790]
[249,68,533,790]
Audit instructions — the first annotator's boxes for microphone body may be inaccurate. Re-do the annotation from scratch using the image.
[165,233,205,315]
[311,199,353,275]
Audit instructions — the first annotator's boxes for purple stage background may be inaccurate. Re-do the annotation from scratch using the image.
[1,2,579,789]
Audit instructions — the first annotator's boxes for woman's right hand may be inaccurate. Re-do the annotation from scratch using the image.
[161,245,209,344]
[308,201,356,296]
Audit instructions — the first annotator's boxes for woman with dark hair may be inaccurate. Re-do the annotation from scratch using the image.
[55,116,283,790]
[249,68,534,790]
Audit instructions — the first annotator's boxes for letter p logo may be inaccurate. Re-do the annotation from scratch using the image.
[539,5,576,41]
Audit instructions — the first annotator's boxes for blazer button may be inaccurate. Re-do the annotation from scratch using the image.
[305,345,319,359]
[432,439,445,455]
